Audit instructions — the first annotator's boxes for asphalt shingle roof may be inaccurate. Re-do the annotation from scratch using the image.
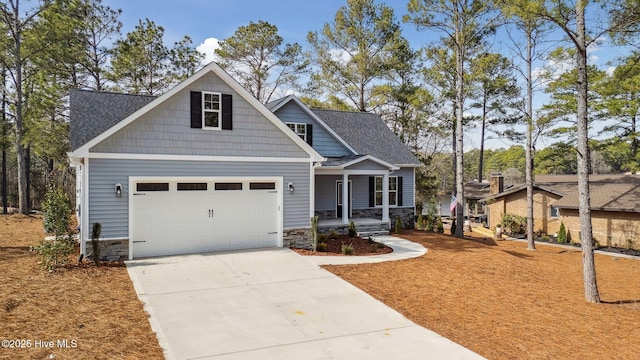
[69,89,156,151]
[310,109,421,165]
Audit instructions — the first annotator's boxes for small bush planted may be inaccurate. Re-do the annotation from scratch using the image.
[557,222,567,244]
[317,233,328,243]
[91,222,102,266]
[33,237,75,271]
[436,217,444,233]
[394,216,403,233]
[42,186,72,236]
[348,221,357,238]
[329,230,339,240]
[341,243,354,255]
[316,242,328,252]
[416,214,424,230]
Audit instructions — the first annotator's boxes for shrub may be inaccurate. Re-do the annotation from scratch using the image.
[370,244,379,252]
[341,243,354,255]
[416,214,424,230]
[348,221,357,238]
[557,222,567,244]
[451,218,457,235]
[329,230,339,240]
[91,222,102,266]
[33,237,75,271]
[394,216,403,233]
[317,233,328,243]
[541,235,550,242]
[316,242,328,252]
[436,217,444,233]
[42,186,72,236]
[426,214,433,231]
[367,235,374,244]
[310,216,319,251]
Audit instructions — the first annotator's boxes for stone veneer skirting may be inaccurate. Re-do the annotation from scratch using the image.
[283,228,312,249]
[85,239,129,261]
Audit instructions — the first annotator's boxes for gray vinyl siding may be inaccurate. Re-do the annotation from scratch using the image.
[90,74,308,158]
[87,158,310,239]
[274,102,352,157]
[315,167,415,211]
[345,160,388,171]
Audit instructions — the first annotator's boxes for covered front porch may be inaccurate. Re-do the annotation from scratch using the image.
[314,155,397,226]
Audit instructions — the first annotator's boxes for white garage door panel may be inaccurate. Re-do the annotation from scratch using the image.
[132,179,280,258]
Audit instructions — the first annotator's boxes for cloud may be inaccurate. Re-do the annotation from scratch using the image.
[328,48,352,64]
[606,66,616,76]
[196,37,221,66]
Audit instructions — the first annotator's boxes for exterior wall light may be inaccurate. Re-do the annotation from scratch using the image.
[115,183,122,197]
[288,182,294,193]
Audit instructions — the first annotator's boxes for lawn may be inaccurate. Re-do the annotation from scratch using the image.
[324,230,640,360]
[0,215,164,360]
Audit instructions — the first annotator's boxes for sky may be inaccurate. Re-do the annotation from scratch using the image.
[102,0,632,151]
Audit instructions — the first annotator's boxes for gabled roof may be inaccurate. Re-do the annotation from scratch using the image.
[310,109,421,166]
[70,90,155,151]
[319,155,399,170]
[266,95,357,154]
[69,62,324,162]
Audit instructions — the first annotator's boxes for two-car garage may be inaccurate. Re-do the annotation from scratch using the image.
[129,177,281,259]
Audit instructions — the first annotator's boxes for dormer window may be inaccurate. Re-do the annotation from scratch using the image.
[285,122,313,145]
[287,123,306,141]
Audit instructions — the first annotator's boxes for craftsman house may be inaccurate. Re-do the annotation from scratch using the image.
[68,62,420,260]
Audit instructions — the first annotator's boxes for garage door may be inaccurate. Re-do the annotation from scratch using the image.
[131,178,280,258]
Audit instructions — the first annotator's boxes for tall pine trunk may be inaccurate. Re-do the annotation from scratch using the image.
[525,26,535,251]
[454,4,464,238]
[575,0,600,303]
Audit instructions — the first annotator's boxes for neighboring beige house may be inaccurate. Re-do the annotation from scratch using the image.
[481,174,640,249]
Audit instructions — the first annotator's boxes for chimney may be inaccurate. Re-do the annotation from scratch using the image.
[490,173,504,195]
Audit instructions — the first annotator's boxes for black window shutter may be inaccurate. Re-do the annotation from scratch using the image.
[397,176,403,206]
[306,124,313,146]
[222,94,233,130]
[190,91,202,128]
[368,176,375,207]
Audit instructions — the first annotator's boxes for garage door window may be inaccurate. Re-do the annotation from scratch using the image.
[250,182,276,190]
[177,182,208,191]
[136,183,169,191]
[215,183,243,190]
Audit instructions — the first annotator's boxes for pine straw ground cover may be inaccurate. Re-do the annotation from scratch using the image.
[324,230,640,360]
[0,215,163,360]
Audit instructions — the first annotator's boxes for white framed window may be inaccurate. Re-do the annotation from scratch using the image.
[375,176,397,207]
[286,122,307,141]
[203,92,221,130]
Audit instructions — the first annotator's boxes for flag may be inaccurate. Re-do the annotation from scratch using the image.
[450,194,457,214]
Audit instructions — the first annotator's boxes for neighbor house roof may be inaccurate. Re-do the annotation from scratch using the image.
[481,174,640,212]
[69,90,155,151]
[464,181,491,200]
[310,109,421,166]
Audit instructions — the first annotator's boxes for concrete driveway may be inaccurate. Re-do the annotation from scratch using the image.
[126,248,484,360]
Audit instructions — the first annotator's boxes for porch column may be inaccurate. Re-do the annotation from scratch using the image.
[342,173,349,224]
[382,172,390,223]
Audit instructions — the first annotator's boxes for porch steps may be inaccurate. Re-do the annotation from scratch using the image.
[356,223,390,238]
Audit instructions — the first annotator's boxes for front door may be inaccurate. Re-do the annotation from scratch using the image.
[336,180,352,218]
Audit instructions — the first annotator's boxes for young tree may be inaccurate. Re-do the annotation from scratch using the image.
[216,20,307,103]
[406,0,498,237]
[307,0,404,111]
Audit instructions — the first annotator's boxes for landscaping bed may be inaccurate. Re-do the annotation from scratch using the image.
[0,215,164,360]
[292,234,393,256]
[325,229,640,360]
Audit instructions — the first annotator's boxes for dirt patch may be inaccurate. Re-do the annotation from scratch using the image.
[324,230,640,360]
[292,235,393,256]
[0,215,164,360]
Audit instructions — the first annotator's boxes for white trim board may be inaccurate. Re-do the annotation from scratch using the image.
[83,152,314,163]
